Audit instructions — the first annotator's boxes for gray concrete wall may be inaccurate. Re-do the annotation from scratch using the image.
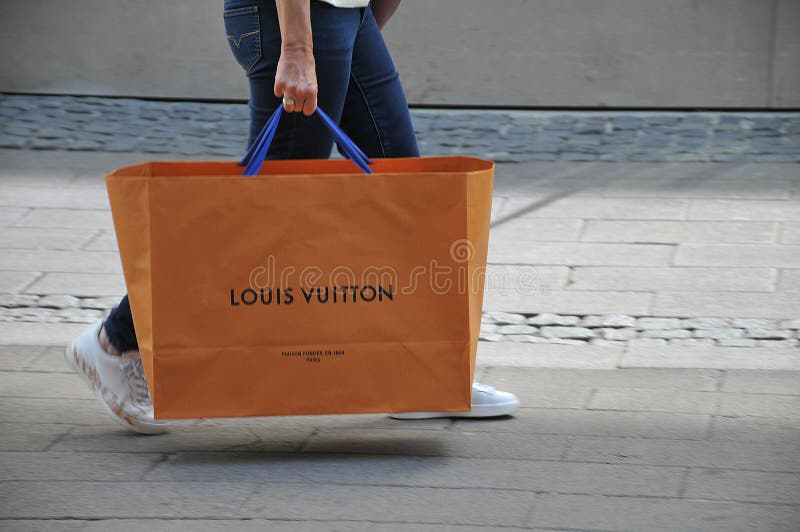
[0,0,797,108]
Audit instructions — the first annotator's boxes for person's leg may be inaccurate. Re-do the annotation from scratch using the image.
[102,295,138,353]
[224,0,362,158]
[335,8,518,419]
[337,5,419,159]
[66,293,167,434]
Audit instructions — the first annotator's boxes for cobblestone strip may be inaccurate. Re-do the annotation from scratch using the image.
[479,312,800,349]
[1,294,797,349]
[2,94,799,162]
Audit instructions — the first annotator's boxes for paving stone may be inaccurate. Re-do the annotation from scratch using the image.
[621,345,800,370]
[54,424,296,454]
[504,197,689,220]
[489,241,674,266]
[0,250,122,274]
[781,222,800,244]
[484,367,720,392]
[0,307,61,323]
[745,328,793,339]
[80,296,121,310]
[398,458,682,497]
[675,244,800,267]
[567,435,800,472]
[718,338,759,347]
[778,269,800,291]
[16,208,114,230]
[485,289,651,316]
[712,415,800,445]
[0,422,70,452]
[81,231,118,251]
[681,318,732,329]
[0,371,93,399]
[0,345,46,372]
[590,338,625,346]
[757,339,798,348]
[24,272,126,299]
[526,313,579,326]
[0,396,122,426]
[478,342,622,369]
[490,218,583,241]
[479,323,498,333]
[243,485,534,525]
[778,318,800,329]
[669,338,717,346]
[569,266,776,292]
[721,370,800,394]
[0,206,30,224]
[732,318,778,329]
[0,185,109,210]
[590,387,724,415]
[641,329,692,339]
[1,451,160,481]
[527,493,800,531]
[628,337,668,347]
[504,334,544,343]
[452,408,711,440]
[539,326,595,339]
[0,227,95,251]
[688,200,800,221]
[496,324,537,335]
[36,295,81,309]
[598,327,638,341]
[481,311,526,325]
[693,328,745,339]
[684,469,800,504]
[637,317,682,329]
[0,272,40,294]
[0,481,254,519]
[579,314,636,328]
[146,452,419,486]
[719,393,800,419]
[655,291,800,318]
[78,520,376,532]
[305,428,568,460]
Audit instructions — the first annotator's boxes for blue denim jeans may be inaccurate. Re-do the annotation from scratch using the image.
[103,0,419,352]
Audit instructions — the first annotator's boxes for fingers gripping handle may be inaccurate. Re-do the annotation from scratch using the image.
[239,106,373,176]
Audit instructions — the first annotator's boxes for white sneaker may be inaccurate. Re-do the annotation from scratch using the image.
[389,382,520,419]
[65,321,168,434]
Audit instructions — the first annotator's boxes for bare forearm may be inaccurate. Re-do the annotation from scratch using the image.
[275,0,313,52]
[371,0,401,29]
[274,0,317,114]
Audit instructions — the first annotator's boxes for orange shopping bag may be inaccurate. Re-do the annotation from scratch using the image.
[105,107,493,419]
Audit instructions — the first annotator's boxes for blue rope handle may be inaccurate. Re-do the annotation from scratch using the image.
[239,106,373,176]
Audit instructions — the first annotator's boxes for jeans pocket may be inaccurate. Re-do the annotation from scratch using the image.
[224,5,262,74]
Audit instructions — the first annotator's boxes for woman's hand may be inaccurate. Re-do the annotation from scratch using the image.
[274,0,317,115]
[274,46,318,116]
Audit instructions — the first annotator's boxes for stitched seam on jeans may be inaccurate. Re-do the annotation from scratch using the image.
[224,6,261,73]
[246,9,262,73]
[349,72,387,158]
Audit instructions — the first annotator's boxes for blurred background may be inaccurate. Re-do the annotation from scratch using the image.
[1,0,798,108]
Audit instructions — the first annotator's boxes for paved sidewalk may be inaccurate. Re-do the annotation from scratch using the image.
[0,149,799,529]
[1,349,799,531]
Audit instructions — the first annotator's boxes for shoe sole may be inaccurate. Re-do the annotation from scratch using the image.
[389,398,520,420]
[64,342,167,435]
